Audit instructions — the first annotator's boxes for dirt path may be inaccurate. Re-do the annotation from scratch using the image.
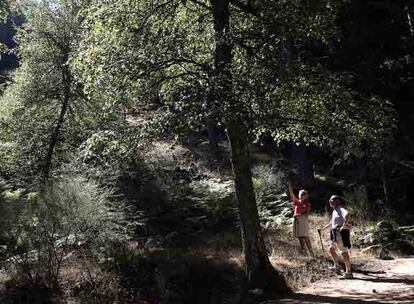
[272,258,414,304]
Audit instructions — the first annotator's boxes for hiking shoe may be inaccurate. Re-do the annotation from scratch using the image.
[328,264,341,272]
[339,272,354,279]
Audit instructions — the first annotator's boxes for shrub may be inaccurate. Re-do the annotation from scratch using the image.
[0,184,27,263]
[74,130,144,183]
[343,184,374,221]
[144,158,194,205]
[188,178,237,219]
[1,176,132,288]
[69,262,127,304]
[252,164,287,203]
[77,130,140,169]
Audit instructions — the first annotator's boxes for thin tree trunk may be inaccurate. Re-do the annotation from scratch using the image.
[381,159,389,207]
[406,5,414,36]
[206,120,219,156]
[43,60,71,180]
[210,0,284,290]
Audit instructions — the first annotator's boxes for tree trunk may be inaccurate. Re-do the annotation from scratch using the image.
[43,59,71,180]
[206,119,219,157]
[227,123,276,288]
[406,5,414,36]
[381,159,389,207]
[210,0,284,290]
[354,158,366,183]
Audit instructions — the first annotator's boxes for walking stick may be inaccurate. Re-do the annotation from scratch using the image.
[318,229,325,252]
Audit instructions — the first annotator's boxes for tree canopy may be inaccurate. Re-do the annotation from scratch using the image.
[0,0,406,295]
[75,0,396,160]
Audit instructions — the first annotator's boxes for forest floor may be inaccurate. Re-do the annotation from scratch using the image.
[271,257,414,304]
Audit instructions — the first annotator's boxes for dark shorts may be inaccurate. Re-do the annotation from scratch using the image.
[330,228,351,250]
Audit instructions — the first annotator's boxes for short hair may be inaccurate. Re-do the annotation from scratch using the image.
[329,195,342,204]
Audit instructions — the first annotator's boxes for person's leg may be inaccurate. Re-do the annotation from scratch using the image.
[329,229,340,266]
[305,237,314,257]
[342,251,352,273]
[298,237,307,254]
[339,229,353,278]
[339,251,354,279]
[341,233,352,273]
[329,243,340,268]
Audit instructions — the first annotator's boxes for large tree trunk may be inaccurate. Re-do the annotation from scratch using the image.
[226,123,276,289]
[43,58,71,180]
[210,0,284,291]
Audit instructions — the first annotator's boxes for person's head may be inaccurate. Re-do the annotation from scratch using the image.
[329,195,342,208]
[299,190,308,201]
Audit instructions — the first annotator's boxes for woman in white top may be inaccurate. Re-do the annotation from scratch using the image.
[318,195,353,279]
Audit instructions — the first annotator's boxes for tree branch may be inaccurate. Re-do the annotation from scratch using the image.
[187,0,211,10]
[230,0,259,17]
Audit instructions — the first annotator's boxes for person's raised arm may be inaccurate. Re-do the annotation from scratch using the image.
[288,181,298,202]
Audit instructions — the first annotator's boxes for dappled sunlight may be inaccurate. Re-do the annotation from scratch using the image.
[274,258,414,304]
[1,0,413,303]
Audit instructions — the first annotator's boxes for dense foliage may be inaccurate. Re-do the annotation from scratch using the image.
[0,176,130,287]
[75,0,396,159]
[0,0,411,300]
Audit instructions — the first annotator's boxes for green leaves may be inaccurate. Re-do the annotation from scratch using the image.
[0,42,9,55]
[0,0,11,22]
[0,1,85,181]
[73,0,396,162]
[1,0,398,183]
[248,69,397,159]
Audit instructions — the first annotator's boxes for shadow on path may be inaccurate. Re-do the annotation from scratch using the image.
[276,290,414,304]
[277,293,389,304]
[352,276,414,285]
[353,269,386,276]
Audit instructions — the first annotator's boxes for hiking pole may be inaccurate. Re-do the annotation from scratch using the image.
[318,229,325,252]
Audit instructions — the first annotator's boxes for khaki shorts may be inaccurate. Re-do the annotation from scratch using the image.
[293,214,309,237]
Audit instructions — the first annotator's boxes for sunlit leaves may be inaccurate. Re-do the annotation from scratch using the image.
[0,0,113,181]
[74,0,396,162]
